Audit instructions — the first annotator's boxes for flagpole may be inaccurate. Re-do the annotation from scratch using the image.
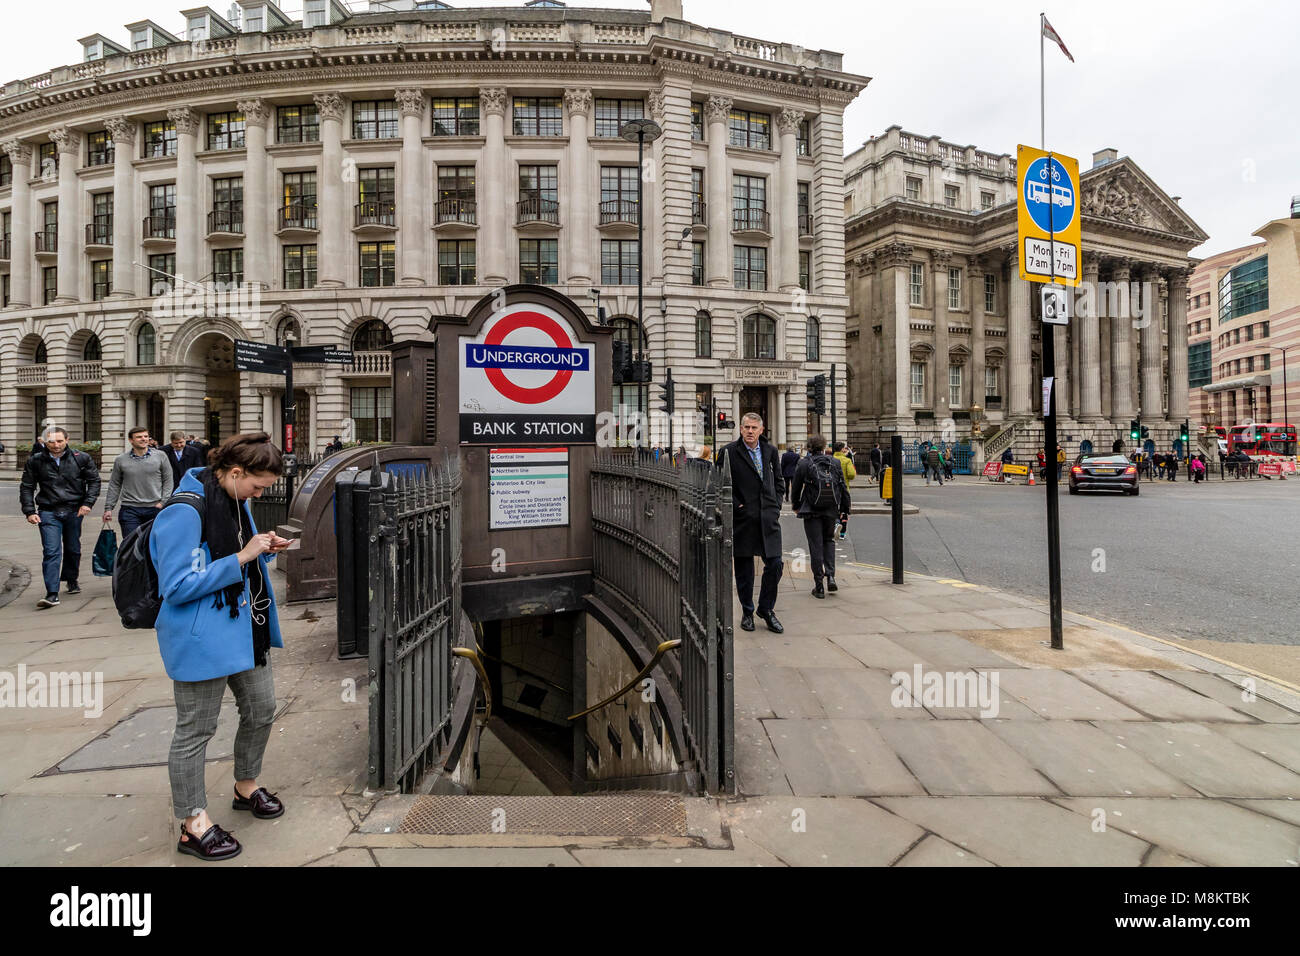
[1040,12,1046,149]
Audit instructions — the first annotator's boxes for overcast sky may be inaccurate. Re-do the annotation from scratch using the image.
[5,0,1296,258]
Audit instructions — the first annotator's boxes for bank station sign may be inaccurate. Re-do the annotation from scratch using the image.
[459,302,596,444]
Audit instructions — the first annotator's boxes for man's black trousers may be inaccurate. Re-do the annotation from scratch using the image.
[734,554,783,616]
[801,513,837,583]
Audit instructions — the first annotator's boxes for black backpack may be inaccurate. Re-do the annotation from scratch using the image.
[808,456,841,511]
[112,492,206,629]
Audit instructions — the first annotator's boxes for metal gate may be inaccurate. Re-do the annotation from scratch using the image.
[901,441,971,475]
[341,458,462,793]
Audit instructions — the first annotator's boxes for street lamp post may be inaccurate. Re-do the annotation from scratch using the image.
[619,118,663,450]
[1269,345,1291,435]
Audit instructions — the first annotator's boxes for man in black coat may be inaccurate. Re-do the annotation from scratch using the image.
[19,427,101,608]
[718,412,784,633]
[165,431,206,487]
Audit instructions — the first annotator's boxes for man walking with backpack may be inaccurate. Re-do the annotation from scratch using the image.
[925,443,944,486]
[20,426,101,608]
[791,435,851,598]
[104,427,174,541]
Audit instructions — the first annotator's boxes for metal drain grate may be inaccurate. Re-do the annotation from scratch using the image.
[399,794,688,837]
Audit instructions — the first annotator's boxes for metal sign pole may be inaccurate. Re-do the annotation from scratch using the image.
[1043,153,1064,650]
[890,434,904,584]
[831,363,838,446]
[283,333,296,507]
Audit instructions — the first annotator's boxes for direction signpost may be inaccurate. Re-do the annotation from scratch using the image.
[233,338,354,507]
[1017,142,1082,653]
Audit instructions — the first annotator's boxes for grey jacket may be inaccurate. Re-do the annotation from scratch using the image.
[105,448,174,510]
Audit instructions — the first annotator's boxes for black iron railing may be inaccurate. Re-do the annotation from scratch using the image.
[434,198,477,225]
[85,219,113,245]
[692,199,706,224]
[354,200,397,227]
[516,195,559,225]
[598,198,639,225]
[143,212,176,239]
[34,229,57,252]
[278,203,318,231]
[732,207,770,232]
[207,208,243,234]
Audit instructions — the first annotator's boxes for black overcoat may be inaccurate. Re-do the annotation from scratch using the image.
[719,438,783,558]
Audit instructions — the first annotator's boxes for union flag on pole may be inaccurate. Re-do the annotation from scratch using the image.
[1042,17,1075,62]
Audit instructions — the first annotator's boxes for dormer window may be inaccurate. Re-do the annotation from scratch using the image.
[187,16,208,41]
[80,34,127,62]
[125,20,180,51]
[244,7,263,32]
[131,28,149,50]
[304,0,329,27]
[182,7,236,42]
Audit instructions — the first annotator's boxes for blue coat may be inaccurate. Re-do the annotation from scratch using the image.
[149,468,284,681]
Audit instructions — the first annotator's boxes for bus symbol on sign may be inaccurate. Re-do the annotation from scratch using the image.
[1023,156,1077,233]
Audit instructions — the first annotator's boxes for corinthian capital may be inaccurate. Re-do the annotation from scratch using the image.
[49,126,80,156]
[880,241,914,268]
[2,139,32,165]
[167,106,200,135]
[313,92,347,122]
[237,98,272,127]
[703,94,732,124]
[394,89,426,118]
[777,107,803,136]
[480,88,508,117]
[564,88,592,116]
[931,247,953,267]
[104,116,137,145]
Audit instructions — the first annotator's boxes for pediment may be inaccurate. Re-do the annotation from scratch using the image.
[1080,158,1208,243]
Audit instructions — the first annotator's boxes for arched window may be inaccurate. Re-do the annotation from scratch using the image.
[695,311,711,358]
[806,316,821,362]
[277,316,302,347]
[136,323,156,365]
[743,313,776,360]
[351,319,393,353]
[34,341,48,364]
[83,334,102,361]
[610,316,642,352]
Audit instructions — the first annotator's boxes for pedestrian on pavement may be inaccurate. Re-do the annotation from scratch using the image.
[1056,447,1066,482]
[19,426,101,608]
[869,443,883,483]
[791,434,850,598]
[104,428,175,542]
[167,430,206,489]
[153,431,292,862]
[780,445,800,502]
[324,436,344,455]
[718,412,784,633]
[1167,454,1179,481]
[1154,454,1165,480]
[925,443,944,486]
[832,441,857,487]
[1000,447,1014,466]
[1191,455,1206,483]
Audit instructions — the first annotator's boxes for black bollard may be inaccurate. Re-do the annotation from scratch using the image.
[891,435,904,585]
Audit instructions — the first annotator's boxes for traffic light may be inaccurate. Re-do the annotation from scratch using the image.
[657,370,675,415]
[1141,426,1150,440]
[1179,420,1190,443]
[812,374,828,417]
[611,340,631,385]
[631,359,652,384]
[1129,419,1140,441]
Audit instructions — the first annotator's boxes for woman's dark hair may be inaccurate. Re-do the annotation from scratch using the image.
[208,431,284,476]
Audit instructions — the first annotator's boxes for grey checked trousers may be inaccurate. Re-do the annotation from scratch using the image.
[169,662,276,819]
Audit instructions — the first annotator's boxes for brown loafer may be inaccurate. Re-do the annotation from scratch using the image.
[232,785,284,819]
[177,823,242,861]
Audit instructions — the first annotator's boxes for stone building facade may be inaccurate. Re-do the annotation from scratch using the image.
[843,127,1208,459]
[0,0,866,466]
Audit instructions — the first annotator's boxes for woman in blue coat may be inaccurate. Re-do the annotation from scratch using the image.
[150,432,291,861]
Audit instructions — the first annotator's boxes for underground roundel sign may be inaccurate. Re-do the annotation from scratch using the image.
[460,301,596,444]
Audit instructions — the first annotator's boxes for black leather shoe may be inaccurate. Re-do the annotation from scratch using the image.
[740,612,755,632]
[177,823,241,861]
[232,785,284,819]
[758,611,784,633]
[66,582,81,595]
[811,583,826,599]
[827,577,837,592]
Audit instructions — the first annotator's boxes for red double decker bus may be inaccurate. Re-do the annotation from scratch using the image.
[1227,423,1297,457]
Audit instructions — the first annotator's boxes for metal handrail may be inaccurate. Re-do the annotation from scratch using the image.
[568,639,681,720]
[453,633,492,724]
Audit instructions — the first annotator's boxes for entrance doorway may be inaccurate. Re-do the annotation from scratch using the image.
[145,393,165,443]
[739,386,771,442]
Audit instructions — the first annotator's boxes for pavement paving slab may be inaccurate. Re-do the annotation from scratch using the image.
[797,666,935,720]
[985,720,1199,797]
[762,719,925,796]
[750,665,825,719]
[723,796,926,866]
[827,633,936,671]
[1225,799,1300,829]
[1069,670,1257,723]
[372,847,581,866]
[1054,797,1300,867]
[871,721,1060,796]
[733,717,792,796]
[893,832,995,867]
[0,794,166,866]
[1212,724,1300,774]
[1155,670,1300,723]
[883,631,1019,669]
[744,634,863,669]
[874,796,1150,866]
[1091,721,1300,799]
[994,669,1147,720]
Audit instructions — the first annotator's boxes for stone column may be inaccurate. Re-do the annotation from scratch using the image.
[313,92,346,287]
[931,248,952,414]
[237,99,271,289]
[775,387,787,447]
[1079,253,1102,419]
[647,88,666,285]
[703,94,731,287]
[2,141,32,307]
[564,88,593,285]
[104,118,138,297]
[51,127,81,303]
[1139,266,1162,419]
[776,107,801,291]
[261,390,275,433]
[169,107,201,287]
[967,257,986,413]
[480,88,508,285]
[1110,261,1134,420]
[1008,252,1032,418]
[395,89,426,286]
[1166,267,1191,421]
[882,242,914,420]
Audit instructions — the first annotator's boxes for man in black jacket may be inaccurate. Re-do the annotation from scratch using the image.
[19,426,101,608]
[165,431,206,487]
[780,445,800,502]
[790,435,850,598]
[718,412,784,632]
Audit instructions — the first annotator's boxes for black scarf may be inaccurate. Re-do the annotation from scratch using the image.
[200,468,270,666]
